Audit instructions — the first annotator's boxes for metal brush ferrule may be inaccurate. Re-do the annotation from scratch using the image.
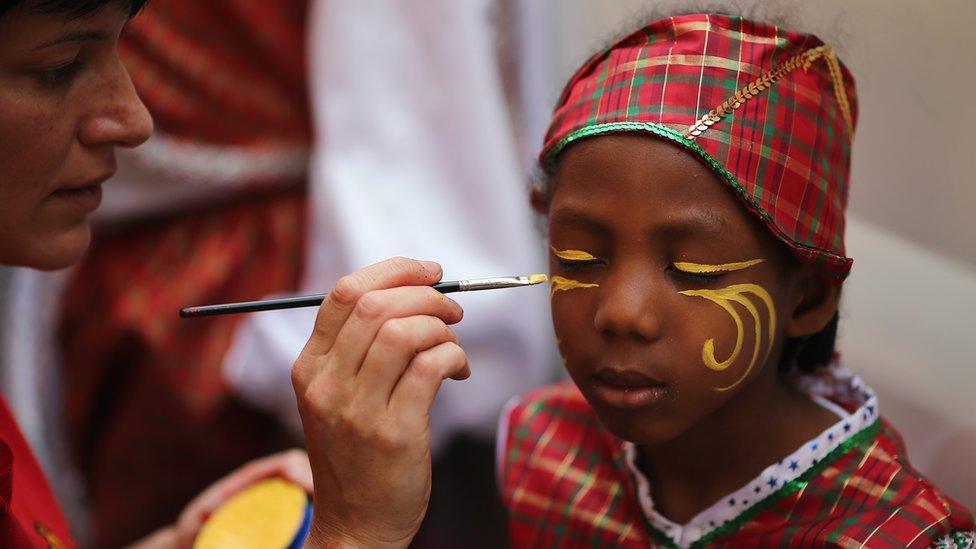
[458,276,524,291]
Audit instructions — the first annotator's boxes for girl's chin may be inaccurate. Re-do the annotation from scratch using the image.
[590,403,690,446]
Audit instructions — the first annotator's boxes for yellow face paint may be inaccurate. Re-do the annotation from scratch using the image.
[551,247,599,262]
[673,258,765,274]
[550,276,599,297]
[677,259,776,392]
[550,247,600,297]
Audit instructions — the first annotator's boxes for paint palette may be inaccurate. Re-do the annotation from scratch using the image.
[194,478,312,549]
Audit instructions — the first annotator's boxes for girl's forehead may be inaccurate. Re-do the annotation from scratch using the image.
[548,136,775,251]
[551,135,740,218]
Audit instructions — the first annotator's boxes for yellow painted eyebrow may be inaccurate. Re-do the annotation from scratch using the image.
[551,247,599,262]
[673,258,765,274]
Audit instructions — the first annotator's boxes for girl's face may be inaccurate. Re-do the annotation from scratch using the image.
[0,4,152,270]
[548,134,799,445]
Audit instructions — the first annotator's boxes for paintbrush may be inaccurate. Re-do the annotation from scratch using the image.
[179,274,549,318]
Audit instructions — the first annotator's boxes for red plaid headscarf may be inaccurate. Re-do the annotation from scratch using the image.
[542,14,857,282]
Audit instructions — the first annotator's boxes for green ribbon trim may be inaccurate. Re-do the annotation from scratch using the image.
[543,122,852,270]
[692,419,882,547]
[625,419,881,548]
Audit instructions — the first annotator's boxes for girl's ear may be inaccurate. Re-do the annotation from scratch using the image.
[784,267,841,338]
[529,186,550,214]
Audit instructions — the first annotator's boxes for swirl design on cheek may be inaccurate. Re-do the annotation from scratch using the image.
[676,260,776,392]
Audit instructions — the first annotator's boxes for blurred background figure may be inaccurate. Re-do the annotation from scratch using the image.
[224,0,555,546]
[2,0,554,546]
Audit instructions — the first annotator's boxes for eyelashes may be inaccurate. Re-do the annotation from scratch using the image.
[670,258,765,283]
[551,247,602,270]
[38,58,86,88]
[551,247,765,282]
[671,258,765,274]
[551,247,599,262]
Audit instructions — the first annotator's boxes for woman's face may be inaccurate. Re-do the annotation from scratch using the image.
[0,4,151,270]
[547,134,798,445]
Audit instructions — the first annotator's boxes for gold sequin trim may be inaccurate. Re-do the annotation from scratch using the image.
[684,45,854,140]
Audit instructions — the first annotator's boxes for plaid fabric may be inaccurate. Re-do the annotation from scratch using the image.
[501,382,975,548]
[119,0,311,145]
[541,14,857,282]
[59,190,306,547]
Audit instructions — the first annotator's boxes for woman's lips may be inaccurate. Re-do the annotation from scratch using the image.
[49,183,103,212]
[591,369,669,409]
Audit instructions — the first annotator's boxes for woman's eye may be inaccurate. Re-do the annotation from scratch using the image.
[38,58,85,87]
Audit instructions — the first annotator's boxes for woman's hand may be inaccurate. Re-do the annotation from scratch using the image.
[127,448,313,548]
[292,258,469,549]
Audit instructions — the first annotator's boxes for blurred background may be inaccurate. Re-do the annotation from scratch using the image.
[1,0,973,546]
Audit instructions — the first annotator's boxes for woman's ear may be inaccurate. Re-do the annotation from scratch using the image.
[784,267,841,338]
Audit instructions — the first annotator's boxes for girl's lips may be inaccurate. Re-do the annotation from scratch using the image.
[591,369,669,409]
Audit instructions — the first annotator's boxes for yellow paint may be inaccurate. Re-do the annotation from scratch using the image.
[673,258,765,274]
[679,283,776,392]
[33,523,66,549]
[552,247,599,262]
[550,275,599,297]
[528,273,549,284]
[195,478,308,549]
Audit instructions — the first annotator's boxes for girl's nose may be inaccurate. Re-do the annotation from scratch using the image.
[593,265,665,342]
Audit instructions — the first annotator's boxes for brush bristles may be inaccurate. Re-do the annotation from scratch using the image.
[528,274,548,285]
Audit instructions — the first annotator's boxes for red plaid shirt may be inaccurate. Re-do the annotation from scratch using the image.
[500,380,974,548]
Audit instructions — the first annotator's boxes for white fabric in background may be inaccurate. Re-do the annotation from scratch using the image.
[0,268,88,538]
[223,0,556,454]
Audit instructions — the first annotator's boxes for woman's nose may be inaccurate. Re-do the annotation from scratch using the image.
[592,266,665,342]
[78,59,153,149]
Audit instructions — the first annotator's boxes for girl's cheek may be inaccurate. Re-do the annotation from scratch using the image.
[679,282,778,392]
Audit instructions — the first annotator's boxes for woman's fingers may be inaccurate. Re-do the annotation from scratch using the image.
[326,286,462,379]
[389,341,469,426]
[303,257,443,356]
[356,315,460,408]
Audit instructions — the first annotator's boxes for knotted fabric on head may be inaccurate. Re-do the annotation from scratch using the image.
[542,13,857,282]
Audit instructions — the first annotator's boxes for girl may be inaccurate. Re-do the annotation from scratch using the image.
[301,11,976,549]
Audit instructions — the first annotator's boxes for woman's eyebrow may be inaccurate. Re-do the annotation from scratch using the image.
[32,30,109,50]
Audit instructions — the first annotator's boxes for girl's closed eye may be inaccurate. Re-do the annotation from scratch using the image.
[670,258,765,284]
[552,247,603,270]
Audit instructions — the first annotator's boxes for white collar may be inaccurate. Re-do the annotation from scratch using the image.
[621,367,880,548]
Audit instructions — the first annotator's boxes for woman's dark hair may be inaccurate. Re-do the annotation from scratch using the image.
[0,0,147,19]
